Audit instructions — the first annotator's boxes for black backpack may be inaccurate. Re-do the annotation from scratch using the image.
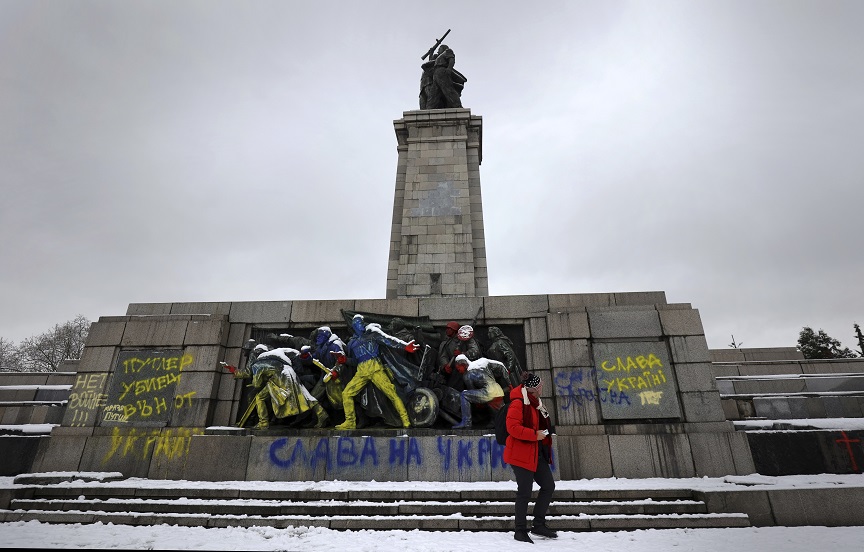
[494,396,514,445]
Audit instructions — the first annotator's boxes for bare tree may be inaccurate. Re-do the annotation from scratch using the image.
[728,334,743,349]
[0,337,21,372]
[855,323,864,357]
[15,315,91,372]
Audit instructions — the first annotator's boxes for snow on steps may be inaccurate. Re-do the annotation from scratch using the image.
[0,478,750,531]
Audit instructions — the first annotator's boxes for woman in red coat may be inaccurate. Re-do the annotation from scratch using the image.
[502,372,557,543]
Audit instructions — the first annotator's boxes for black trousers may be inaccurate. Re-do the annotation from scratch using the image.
[512,453,555,530]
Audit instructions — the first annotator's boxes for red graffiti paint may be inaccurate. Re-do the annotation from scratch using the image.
[835,431,861,473]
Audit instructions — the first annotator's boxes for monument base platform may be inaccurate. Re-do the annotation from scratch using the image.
[28,291,755,481]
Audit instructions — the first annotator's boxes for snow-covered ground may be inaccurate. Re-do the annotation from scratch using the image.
[2,473,864,550]
[3,520,864,551]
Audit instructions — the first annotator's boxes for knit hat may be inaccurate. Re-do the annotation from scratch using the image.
[524,372,541,389]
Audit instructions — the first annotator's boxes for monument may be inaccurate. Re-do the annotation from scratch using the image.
[25,34,755,483]
[387,32,486,299]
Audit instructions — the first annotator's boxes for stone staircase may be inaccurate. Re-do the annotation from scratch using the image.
[709,350,864,475]
[712,356,864,421]
[0,476,749,531]
[0,366,75,433]
[0,368,75,476]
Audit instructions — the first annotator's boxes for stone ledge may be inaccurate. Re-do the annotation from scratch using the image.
[12,471,125,485]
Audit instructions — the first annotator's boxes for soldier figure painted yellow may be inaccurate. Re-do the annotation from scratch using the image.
[451,354,509,429]
[334,314,419,430]
[227,345,329,429]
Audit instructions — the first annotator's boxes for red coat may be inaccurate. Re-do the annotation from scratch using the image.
[502,384,553,472]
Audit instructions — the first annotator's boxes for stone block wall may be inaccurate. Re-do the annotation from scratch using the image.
[30,291,754,481]
[387,109,488,299]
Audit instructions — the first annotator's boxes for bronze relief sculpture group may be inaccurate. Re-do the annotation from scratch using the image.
[227,314,523,431]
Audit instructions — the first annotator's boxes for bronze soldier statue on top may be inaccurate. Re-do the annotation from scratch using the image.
[419,29,467,110]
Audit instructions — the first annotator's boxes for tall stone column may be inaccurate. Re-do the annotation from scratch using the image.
[386,109,488,299]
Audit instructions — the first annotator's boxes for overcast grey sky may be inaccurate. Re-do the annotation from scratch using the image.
[1,0,862,351]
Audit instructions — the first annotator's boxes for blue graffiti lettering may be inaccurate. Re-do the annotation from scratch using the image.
[407,438,422,466]
[270,436,507,473]
[603,388,632,406]
[457,440,473,469]
[389,438,406,465]
[269,438,307,468]
[490,440,507,469]
[310,437,331,470]
[337,437,358,466]
[437,436,452,471]
[360,437,378,466]
[556,367,632,409]
[389,437,422,466]
[478,438,490,466]
[437,436,511,472]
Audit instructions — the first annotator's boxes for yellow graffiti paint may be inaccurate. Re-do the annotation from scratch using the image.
[67,374,110,427]
[70,409,90,426]
[600,354,663,373]
[103,427,202,463]
[638,391,663,405]
[118,373,182,401]
[122,354,193,374]
[68,390,107,410]
[74,373,107,390]
[174,391,196,408]
[102,405,129,423]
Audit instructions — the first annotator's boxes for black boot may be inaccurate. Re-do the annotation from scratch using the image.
[514,530,534,544]
[530,524,558,539]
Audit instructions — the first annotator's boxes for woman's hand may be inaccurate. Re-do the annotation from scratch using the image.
[535,429,549,441]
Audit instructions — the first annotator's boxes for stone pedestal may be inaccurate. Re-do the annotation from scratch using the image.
[386,109,488,299]
[24,293,758,481]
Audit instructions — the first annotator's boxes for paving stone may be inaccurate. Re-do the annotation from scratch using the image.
[768,487,864,526]
[184,319,229,346]
[548,293,613,311]
[418,296,484,323]
[555,434,612,480]
[524,317,548,344]
[354,298,419,318]
[484,295,549,319]
[680,391,727,422]
[588,309,662,339]
[291,300,357,323]
[546,312,590,340]
[75,346,118,374]
[526,343,550,372]
[126,303,172,315]
[689,431,754,477]
[613,291,668,306]
[697,489,774,527]
[85,320,127,347]
[29,435,89,473]
[229,301,292,323]
[549,339,591,368]
[669,336,712,363]
[675,362,719,393]
[169,302,232,316]
[658,308,705,336]
[608,434,696,478]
